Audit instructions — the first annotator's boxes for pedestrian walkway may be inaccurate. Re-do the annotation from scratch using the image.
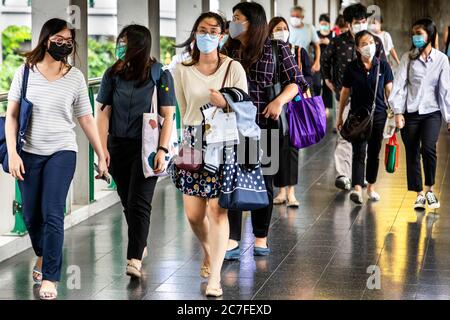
[0,117,449,300]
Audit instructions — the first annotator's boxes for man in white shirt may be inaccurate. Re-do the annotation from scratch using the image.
[289,6,321,73]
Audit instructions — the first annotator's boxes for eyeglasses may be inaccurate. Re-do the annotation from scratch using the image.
[50,36,74,48]
[196,30,221,37]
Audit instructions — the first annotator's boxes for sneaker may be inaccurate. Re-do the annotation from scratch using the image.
[414,194,427,210]
[350,189,363,205]
[335,176,351,191]
[367,190,381,202]
[425,191,440,210]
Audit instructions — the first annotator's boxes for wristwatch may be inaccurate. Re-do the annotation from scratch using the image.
[157,146,169,154]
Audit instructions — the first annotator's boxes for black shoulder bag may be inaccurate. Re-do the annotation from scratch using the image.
[341,61,381,143]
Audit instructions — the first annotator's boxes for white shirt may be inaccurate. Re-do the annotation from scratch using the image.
[173,57,248,126]
[374,31,394,56]
[8,64,92,155]
[389,48,450,123]
[289,23,320,50]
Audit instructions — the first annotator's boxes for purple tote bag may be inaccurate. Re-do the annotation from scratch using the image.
[286,86,327,149]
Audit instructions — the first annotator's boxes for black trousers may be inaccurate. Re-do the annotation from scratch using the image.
[228,126,275,241]
[401,111,442,192]
[351,111,387,187]
[274,133,299,187]
[108,136,158,260]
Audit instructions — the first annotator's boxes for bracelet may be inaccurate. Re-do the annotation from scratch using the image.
[157,146,169,154]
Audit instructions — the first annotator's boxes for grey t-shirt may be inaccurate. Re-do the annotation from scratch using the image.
[8,64,92,156]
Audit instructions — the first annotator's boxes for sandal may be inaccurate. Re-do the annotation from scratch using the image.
[32,265,43,284]
[200,262,211,279]
[39,282,57,300]
[205,285,223,297]
[126,261,142,278]
[273,196,287,205]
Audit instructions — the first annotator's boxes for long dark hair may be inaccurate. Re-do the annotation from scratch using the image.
[176,12,225,69]
[409,18,437,60]
[223,2,268,73]
[109,24,156,86]
[25,18,76,71]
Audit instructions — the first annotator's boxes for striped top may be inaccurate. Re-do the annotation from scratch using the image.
[8,64,92,156]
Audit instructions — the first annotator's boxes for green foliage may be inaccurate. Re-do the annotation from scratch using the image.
[160,36,175,64]
[0,26,30,96]
[87,37,116,79]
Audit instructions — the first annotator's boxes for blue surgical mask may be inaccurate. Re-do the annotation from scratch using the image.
[115,44,127,61]
[195,33,220,54]
[229,21,247,39]
[219,34,229,49]
[320,25,330,32]
[412,34,427,48]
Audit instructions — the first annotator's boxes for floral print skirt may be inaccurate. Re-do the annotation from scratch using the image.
[170,126,222,199]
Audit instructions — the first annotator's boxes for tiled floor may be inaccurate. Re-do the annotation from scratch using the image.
[0,116,449,300]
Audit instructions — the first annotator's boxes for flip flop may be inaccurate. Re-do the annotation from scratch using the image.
[32,265,43,284]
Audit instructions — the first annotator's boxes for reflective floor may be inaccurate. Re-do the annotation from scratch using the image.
[1,116,449,300]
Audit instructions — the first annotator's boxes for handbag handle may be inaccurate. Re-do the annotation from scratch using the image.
[21,65,30,100]
[296,46,303,72]
[221,60,234,89]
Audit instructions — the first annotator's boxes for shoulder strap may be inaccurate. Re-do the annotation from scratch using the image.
[22,65,30,99]
[221,60,234,89]
[296,46,303,71]
[370,60,382,116]
[271,40,280,85]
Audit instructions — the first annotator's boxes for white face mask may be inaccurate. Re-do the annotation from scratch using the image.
[360,43,376,59]
[290,17,302,27]
[273,30,290,43]
[352,22,368,34]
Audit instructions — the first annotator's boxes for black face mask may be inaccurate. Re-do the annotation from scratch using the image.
[47,41,73,61]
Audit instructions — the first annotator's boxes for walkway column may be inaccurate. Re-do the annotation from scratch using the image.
[31,0,90,208]
[117,0,161,59]
[276,0,294,19]
[175,0,203,54]
[70,0,89,206]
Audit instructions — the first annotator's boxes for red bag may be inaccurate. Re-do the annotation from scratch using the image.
[385,133,400,173]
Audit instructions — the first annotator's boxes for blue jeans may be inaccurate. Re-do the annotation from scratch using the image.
[18,151,76,282]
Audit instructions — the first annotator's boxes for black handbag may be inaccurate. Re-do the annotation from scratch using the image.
[340,62,381,143]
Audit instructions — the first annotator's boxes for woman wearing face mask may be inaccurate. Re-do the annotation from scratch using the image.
[96,25,176,279]
[316,14,335,109]
[369,16,400,66]
[389,18,450,210]
[223,2,307,260]
[5,18,108,300]
[268,16,312,208]
[172,12,248,297]
[336,30,394,205]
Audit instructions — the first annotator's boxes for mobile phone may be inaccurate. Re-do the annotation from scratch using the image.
[94,163,111,184]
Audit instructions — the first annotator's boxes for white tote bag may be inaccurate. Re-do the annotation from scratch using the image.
[142,87,179,178]
[203,106,239,145]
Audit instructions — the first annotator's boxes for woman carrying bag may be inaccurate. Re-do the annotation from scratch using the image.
[222,2,308,260]
[172,12,248,297]
[389,18,450,210]
[5,18,108,300]
[336,30,394,205]
[268,16,313,208]
[96,25,177,278]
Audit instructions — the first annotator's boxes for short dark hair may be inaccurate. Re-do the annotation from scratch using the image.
[319,14,330,23]
[343,3,367,24]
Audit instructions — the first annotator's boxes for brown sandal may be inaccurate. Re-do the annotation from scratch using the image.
[126,261,142,278]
